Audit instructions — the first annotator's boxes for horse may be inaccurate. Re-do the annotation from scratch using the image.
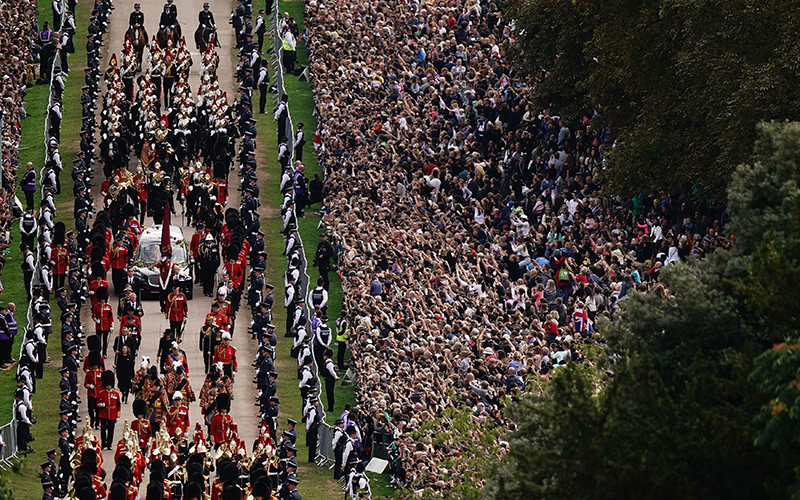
[195,25,216,53]
[126,25,147,68]
[157,25,180,48]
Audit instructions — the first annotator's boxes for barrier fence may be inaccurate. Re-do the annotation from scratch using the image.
[270,0,336,466]
[2,0,67,463]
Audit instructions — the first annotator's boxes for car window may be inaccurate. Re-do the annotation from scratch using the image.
[136,242,187,264]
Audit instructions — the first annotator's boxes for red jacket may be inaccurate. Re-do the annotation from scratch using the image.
[84,368,103,398]
[97,389,122,420]
[53,245,70,274]
[213,345,237,372]
[93,302,114,331]
[111,244,129,270]
[120,314,141,333]
[165,293,189,322]
[167,404,190,435]
[131,418,152,450]
[210,413,232,443]
[217,180,228,206]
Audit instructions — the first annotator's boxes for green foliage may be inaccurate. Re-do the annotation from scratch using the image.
[483,122,800,499]
[506,0,800,200]
[401,405,504,500]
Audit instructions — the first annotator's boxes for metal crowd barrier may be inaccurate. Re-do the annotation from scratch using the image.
[6,0,68,462]
[0,421,18,469]
[270,0,335,466]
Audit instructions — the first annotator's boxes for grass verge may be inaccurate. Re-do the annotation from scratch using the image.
[2,1,89,498]
[260,1,394,497]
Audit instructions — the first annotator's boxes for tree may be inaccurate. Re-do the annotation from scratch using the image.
[506,0,800,200]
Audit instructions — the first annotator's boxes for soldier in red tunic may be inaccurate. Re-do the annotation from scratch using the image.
[164,283,189,341]
[131,398,152,453]
[52,238,70,289]
[89,262,110,307]
[84,351,104,430]
[166,391,189,437]
[92,286,114,358]
[210,393,232,449]
[97,370,121,450]
[190,223,208,285]
[110,233,129,296]
[213,333,237,379]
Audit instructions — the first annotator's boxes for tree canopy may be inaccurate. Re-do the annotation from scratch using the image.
[483,122,800,499]
[506,0,800,200]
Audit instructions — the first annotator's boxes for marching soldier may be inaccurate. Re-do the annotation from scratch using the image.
[165,283,189,341]
[213,332,237,378]
[96,370,121,450]
[209,393,232,448]
[166,391,189,436]
[91,286,113,358]
[110,233,129,295]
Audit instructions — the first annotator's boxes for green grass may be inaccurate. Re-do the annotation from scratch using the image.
[258,2,395,497]
[1,1,89,498]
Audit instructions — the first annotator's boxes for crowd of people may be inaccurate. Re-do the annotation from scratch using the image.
[294,0,729,491]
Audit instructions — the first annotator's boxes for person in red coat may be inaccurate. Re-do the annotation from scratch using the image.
[166,391,189,437]
[97,370,121,450]
[131,398,152,453]
[89,262,110,307]
[213,333,237,379]
[92,286,114,358]
[190,223,207,285]
[110,234,129,296]
[52,242,70,289]
[209,393,232,448]
[84,350,104,429]
[165,283,189,341]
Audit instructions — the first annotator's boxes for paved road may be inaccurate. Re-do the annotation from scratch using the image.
[79,0,260,455]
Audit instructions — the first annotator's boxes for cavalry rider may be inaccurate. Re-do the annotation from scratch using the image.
[128,3,149,46]
[195,3,216,51]
[159,0,180,38]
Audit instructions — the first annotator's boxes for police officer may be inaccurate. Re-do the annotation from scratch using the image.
[335,311,349,371]
[21,243,36,301]
[321,348,338,412]
[314,232,334,290]
[331,418,346,480]
[15,389,34,455]
[308,277,328,315]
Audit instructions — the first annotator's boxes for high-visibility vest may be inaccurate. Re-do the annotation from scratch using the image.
[335,319,349,343]
[282,33,296,51]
